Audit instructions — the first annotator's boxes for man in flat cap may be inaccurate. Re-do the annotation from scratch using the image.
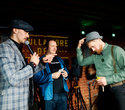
[76,31,125,110]
[0,19,56,110]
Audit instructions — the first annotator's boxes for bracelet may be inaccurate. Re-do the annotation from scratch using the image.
[30,62,37,67]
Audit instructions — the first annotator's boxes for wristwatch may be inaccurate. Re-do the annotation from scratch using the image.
[30,62,37,67]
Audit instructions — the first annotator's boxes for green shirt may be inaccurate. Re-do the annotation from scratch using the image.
[76,43,125,85]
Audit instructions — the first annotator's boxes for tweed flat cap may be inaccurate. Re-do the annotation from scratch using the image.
[10,19,34,32]
[85,31,103,44]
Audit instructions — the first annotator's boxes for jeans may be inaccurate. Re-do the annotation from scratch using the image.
[44,92,67,110]
[97,83,125,110]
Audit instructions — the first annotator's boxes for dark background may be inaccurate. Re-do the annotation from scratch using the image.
[0,0,125,49]
[0,1,125,34]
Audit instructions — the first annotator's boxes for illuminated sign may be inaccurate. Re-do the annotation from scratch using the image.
[22,34,69,59]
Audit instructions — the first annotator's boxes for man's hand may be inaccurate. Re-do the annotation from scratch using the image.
[52,72,61,79]
[77,38,86,49]
[42,54,57,63]
[30,52,40,65]
[96,77,107,86]
[61,70,68,78]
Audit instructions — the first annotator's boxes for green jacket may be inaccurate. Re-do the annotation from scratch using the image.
[76,43,125,85]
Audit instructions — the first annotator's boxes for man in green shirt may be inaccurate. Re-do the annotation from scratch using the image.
[76,31,125,110]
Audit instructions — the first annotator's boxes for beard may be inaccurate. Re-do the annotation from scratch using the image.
[93,45,103,55]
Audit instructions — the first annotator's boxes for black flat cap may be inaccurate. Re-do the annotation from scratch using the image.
[10,19,34,32]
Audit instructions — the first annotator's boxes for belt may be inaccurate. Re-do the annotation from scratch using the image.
[110,81,124,88]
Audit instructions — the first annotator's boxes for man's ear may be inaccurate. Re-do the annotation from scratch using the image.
[13,28,18,34]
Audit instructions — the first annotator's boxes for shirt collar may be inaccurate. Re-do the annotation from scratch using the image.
[9,38,23,53]
[93,43,108,55]
[102,43,108,51]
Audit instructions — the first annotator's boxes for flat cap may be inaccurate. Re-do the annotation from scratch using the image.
[10,19,34,32]
[85,31,103,44]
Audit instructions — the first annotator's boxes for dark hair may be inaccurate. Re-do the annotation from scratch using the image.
[45,39,55,49]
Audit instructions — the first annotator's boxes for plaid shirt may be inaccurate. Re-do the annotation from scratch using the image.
[0,39,34,110]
